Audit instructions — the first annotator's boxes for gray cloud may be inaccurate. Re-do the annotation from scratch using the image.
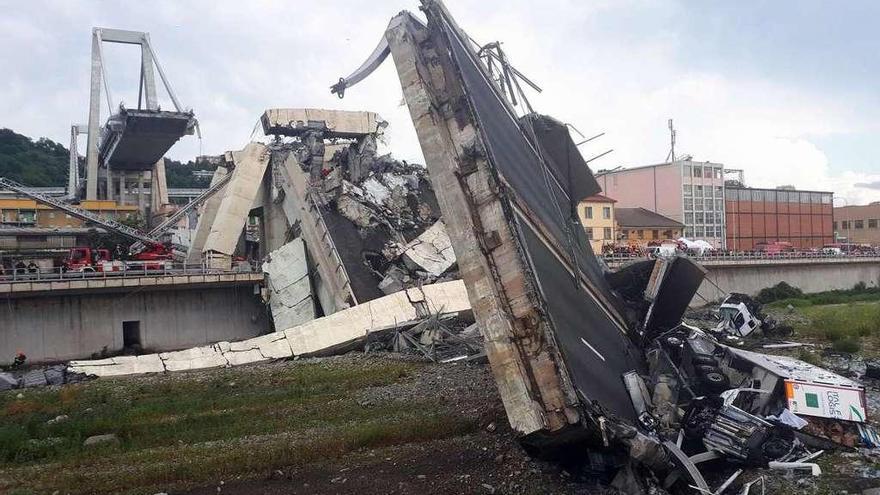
[855,181,880,190]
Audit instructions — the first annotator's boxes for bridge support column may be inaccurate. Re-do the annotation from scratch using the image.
[85,30,103,201]
[137,172,146,213]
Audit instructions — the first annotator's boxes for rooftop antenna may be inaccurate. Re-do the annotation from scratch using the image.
[666,118,676,163]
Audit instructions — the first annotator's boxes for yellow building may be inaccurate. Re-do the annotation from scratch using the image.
[0,198,139,228]
[577,194,616,254]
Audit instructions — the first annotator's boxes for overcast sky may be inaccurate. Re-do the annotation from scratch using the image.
[2,0,878,204]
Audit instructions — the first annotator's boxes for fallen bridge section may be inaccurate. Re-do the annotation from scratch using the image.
[68,279,471,377]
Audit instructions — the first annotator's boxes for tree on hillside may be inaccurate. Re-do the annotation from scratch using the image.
[0,128,215,189]
[0,128,69,186]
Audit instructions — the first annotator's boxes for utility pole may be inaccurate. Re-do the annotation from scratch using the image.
[666,118,676,163]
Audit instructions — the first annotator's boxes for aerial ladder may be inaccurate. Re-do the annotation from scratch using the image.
[0,173,232,262]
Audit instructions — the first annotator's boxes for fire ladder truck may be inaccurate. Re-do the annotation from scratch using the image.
[0,174,231,272]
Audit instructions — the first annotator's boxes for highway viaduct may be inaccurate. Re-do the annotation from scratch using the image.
[1,257,878,365]
[0,270,267,365]
[693,256,880,304]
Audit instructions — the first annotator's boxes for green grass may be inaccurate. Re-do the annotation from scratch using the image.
[0,359,479,494]
[765,286,880,309]
[787,301,880,353]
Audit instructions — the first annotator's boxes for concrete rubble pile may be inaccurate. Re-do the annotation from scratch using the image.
[328,1,880,492]
[0,365,88,391]
[266,116,458,301]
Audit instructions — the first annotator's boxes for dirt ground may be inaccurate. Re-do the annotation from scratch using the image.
[178,355,607,495]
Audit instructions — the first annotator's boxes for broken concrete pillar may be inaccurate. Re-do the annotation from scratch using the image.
[383,11,575,436]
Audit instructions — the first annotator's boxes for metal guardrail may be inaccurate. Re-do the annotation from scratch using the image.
[601,251,880,265]
[0,262,259,283]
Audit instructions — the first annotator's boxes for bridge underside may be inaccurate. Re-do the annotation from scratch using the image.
[100,109,195,171]
[0,274,267,365]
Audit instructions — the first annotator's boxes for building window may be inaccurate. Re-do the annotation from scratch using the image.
[695,185,704,197]
[715,199,723,211]
[714,168,723,179]
[652,229,659,238]
[683,184,692,196]
[685,227,694,238]
[18,210,36,224]
[693,166,702,178]
[683,165,692,178]
[604,227,612,239]
[822,194,832,204]
[684,213,694,224]
[602,207,611,219]
[800,192,810,204]
[811,192,821,203]
[622,229,630,237]
[695,226,705,237]
[637,229,644,238]
[715,226,723,237]
[855,220,864,229]
[695,212,704,224]
[585,227,594,240]
[841,221,850,229]
[833,221,838,230]
[705,199,714,211]
[585,206,593,219]
[684,198,694,211]
[869,219,878,229]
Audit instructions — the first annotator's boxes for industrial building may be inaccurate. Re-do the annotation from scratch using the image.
[724,186,833,251]
[596,160,726,247]
[834,201,880,245]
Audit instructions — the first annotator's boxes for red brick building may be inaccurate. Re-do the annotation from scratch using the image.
[724,186,833,251]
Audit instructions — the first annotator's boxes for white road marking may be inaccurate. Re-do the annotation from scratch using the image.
[580,337,606,362]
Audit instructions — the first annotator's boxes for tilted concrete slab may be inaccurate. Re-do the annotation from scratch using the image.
[261,108,385,139]
[226,332,293,359]
[68,354,165,377]
[262,238,316,330]
[160,342,230,372]
[283,280,471,356]
[204,143,270,259]
[187,165,228,264]
[277,152,356,312]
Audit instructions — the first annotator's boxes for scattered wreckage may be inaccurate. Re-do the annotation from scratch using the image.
[330,0,878,492]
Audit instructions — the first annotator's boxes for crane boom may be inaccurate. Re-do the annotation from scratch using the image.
[0,176,160,246]
[128,170,232,253]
